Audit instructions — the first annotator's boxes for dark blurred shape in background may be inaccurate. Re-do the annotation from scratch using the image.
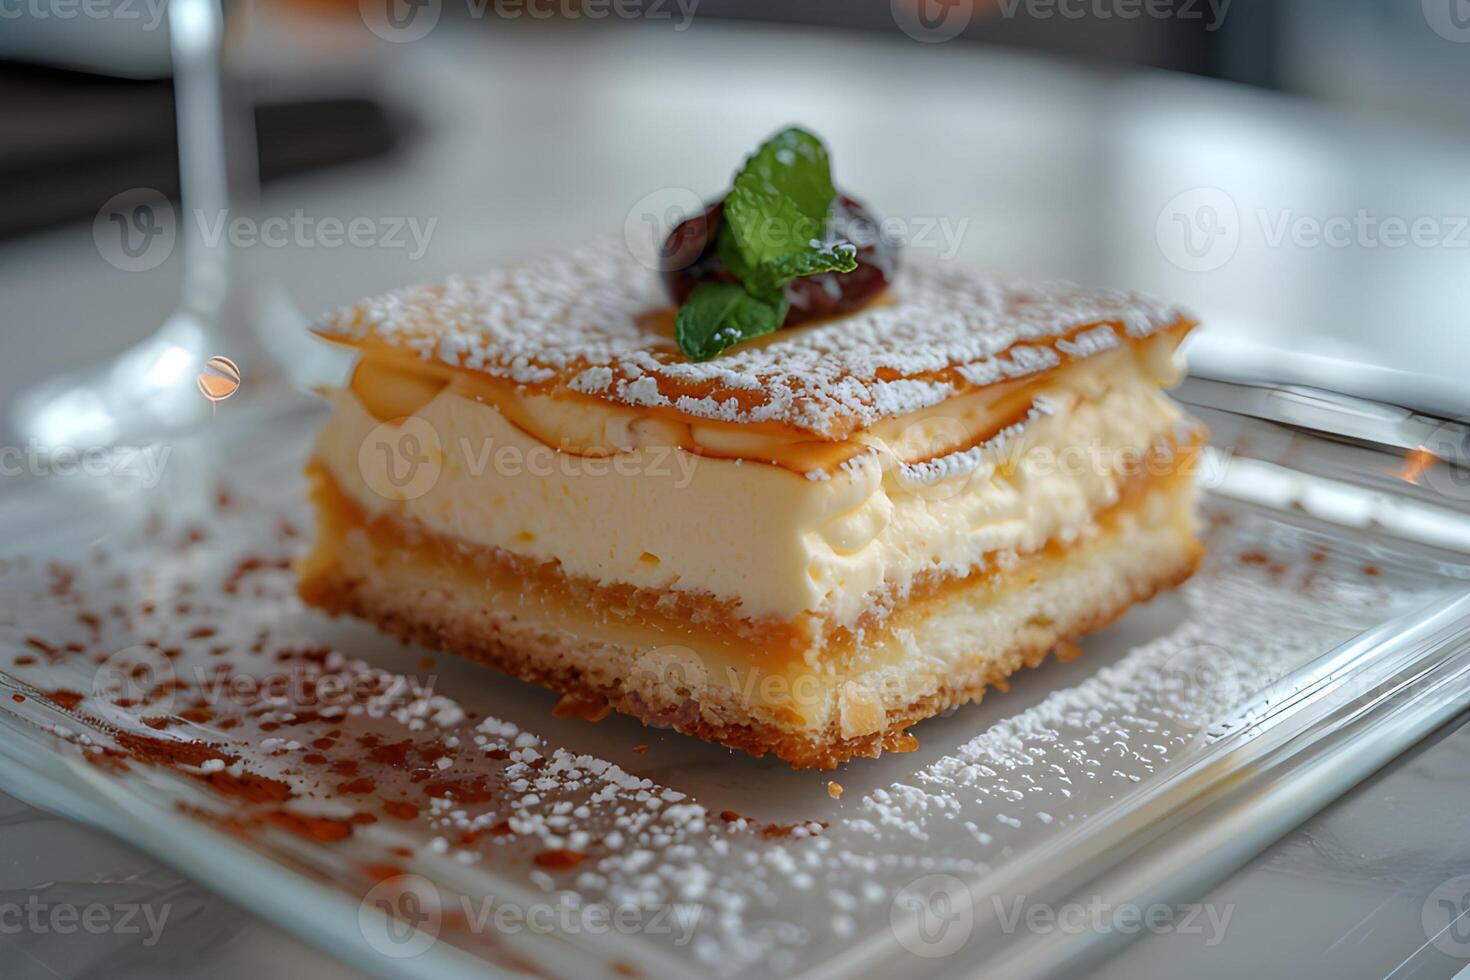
[0,62,401,239]
[2,0,1468,240]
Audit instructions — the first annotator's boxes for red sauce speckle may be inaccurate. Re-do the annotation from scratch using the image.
[363,864,405,883]
[533,849,588,869]
[383,801,419,820]
[424,779,493,804]
[48,689,85,711]
[24,637,59,661]
[369,739,415,769]
[198,769,293,804]
[265,809,353,842]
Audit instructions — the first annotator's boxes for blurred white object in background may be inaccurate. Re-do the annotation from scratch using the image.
[10,0,345,450]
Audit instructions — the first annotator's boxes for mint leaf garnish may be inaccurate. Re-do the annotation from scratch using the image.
[715,221,857,297]
[675,281,789,362]
[672,126,860,361]
[724,171,827,271]
[737,127,836,229]
[751,239,858,293]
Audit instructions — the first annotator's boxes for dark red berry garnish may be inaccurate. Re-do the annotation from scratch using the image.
[662,194,898,327]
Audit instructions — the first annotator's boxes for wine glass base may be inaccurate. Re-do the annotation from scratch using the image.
[12,312,268,451]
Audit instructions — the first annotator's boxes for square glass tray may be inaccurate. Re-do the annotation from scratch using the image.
[1,388,1468,980]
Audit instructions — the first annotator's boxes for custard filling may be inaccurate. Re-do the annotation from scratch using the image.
[310,328,1193,628]
[301,465,1199,728]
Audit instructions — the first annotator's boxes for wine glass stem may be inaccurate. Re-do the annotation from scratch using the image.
[169,0,232,328]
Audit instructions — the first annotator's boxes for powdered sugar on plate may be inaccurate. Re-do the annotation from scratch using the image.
[0,419,1450,977]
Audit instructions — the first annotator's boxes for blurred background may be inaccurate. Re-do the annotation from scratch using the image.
[0,0,1467,447]
[0,7,1468,978]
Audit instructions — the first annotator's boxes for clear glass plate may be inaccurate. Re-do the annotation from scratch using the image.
[1,392,1468,980]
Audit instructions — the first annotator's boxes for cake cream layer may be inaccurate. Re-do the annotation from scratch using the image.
[309,332,1192,629]
[299,466,1201,760]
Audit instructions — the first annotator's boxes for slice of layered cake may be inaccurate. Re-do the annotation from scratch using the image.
[298,129,1203,768]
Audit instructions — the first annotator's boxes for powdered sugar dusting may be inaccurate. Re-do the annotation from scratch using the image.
[316,241,1191,439]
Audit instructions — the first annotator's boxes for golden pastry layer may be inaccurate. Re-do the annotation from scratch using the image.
[314,245,1193,440]
[299,466,1201,767]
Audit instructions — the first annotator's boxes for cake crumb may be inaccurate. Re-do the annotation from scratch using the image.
[552,694,611,722]
[1054,639,1083,662]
